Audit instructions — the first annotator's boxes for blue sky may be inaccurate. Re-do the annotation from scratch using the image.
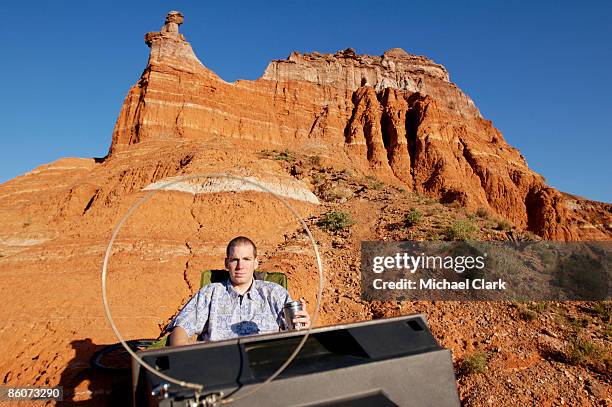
[1,1,610,202]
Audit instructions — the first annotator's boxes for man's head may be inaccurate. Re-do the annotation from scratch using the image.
[225,236,258,288]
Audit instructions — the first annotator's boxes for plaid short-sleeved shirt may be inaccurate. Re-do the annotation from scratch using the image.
[170,278,292,342]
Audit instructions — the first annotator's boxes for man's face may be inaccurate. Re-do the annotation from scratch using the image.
[225,243,258,287]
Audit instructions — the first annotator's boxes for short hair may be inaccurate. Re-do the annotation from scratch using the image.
[226,236,257,258]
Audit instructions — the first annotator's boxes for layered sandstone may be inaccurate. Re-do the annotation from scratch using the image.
[263,47,480,119]
[106,11,612,240]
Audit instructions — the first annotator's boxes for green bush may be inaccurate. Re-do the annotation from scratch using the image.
[461,352,488,374]
[530,302,549,313]
[338,168,354,180]
[475,207,489,218]
[318,210,355,232]
[591,302,612,322]
[518,306,537,321]
[274,149,295,162]
[513,301,548,321]
[404,208,422,227]
[311,173,325,187]
[446,219,478,241]
[566,337,602,365]
[569,316,590,331]
[365,175,384,190]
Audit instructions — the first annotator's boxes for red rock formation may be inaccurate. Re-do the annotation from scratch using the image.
[106,11,611,240]
[380,88,412,184]
[263,47,481,119]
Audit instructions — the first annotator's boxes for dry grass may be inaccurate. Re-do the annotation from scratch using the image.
[446,219,478,240]
[462,351,489,374]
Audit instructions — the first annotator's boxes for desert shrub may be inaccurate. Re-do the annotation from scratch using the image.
[569,316,591,331]
[308,155,322,166]
[495,219,512,231]
[591,302,612,322]
[425,207,440,216]
[566,337,603,365]
[475,207,489,218]
[421,196,438,205]
[446,219,478,241]
[259,149,273,158]
[520,308,538,321]
[530,302,549,313]
[513,301,548,321]
[554,253,608,300]
[338,168,354,180]
[445,201,462,209]
[461,352,488,374]
[311,173,325,187]
[365,175,384,190]
[274,149,295,162]
[322,187,353,203]
[515,303,537,321]
[404,208,422,227]
[318,210,354,232]
[261,148,296,163]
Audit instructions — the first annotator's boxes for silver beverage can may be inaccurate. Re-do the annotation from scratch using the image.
[283,300,303,331]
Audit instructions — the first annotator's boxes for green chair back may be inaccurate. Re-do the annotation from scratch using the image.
[199,270,287,289]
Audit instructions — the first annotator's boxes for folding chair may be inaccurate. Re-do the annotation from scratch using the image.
[147,270,287,349]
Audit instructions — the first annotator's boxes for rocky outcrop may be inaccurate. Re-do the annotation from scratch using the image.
[144,11,211,74]
[345,86,389,171]
[341,86,585,238]
[110,14,349,155]
[105,11,611,240]
[263,47,481,119]
[143,174,320,204]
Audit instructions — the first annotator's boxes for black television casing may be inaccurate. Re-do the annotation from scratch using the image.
[132,314,460,407]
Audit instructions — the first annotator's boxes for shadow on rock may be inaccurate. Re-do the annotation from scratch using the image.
[58,338,132,406]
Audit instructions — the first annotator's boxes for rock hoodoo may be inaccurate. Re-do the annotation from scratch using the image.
[143,10,205,72]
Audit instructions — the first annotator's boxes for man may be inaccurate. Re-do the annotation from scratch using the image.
[169,236,311,346]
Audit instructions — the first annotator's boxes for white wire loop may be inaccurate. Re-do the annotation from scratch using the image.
[101,173,324,403]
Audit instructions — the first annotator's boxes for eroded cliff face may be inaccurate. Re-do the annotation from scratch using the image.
[106,11,610,240]
[263,47,480,119]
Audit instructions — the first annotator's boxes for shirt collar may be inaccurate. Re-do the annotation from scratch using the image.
[224,278,262,302]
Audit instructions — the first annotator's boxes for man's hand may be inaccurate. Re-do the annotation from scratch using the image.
[292,298,312,330]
